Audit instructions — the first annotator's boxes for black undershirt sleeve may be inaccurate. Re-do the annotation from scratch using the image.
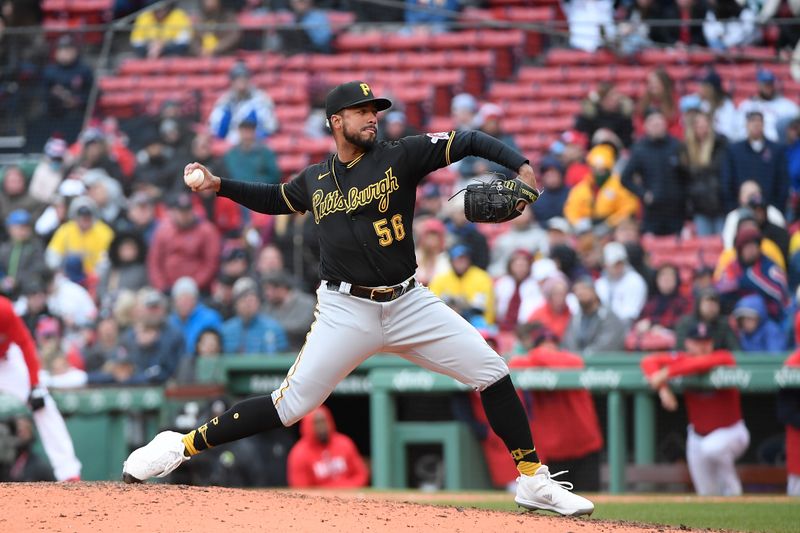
[402,130,529,183]
[455,130,529,172]
[217,179,294,215]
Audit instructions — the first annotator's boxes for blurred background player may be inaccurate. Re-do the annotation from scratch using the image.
[778,351,800,496]
[287,405,368,488]
[641,323,749,496]
[509,325,604,491]
[0,295,81,481]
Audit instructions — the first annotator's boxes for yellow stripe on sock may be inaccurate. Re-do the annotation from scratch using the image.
[182,432,199,457]
[517,461,541,476]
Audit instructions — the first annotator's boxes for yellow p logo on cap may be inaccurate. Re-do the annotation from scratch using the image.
[360,83,371,96]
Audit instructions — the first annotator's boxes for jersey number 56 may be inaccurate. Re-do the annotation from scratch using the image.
[373,214,406,247]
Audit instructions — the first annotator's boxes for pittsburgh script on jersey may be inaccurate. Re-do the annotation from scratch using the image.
[311,167,399,223]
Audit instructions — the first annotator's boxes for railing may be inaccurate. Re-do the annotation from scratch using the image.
[2,353,796,489]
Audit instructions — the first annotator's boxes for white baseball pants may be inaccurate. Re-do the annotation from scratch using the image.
[271,283,509,426]
[789,474,800,496]
[0,344,82,481]
[686,420,749,496]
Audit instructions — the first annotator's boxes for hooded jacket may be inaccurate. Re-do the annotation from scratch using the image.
[733,294,787,352]
[287,406,369,488]
[716,251,788,320]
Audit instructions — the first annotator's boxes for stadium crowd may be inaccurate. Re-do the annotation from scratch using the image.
[0,0,799,493]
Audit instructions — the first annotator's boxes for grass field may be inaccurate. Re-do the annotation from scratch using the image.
[420,496,800,532]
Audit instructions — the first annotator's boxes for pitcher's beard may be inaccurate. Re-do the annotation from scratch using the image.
[343,128,376,150]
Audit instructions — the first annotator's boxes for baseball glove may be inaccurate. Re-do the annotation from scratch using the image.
[462,178,540,224]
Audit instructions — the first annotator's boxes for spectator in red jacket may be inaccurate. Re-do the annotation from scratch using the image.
[641,322,749,496]
[509,326,604,491]
[778,351,800,496]
[147,192,221,293]
[287,405,369,488]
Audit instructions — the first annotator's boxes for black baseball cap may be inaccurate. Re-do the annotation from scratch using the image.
[325,81,392,119]
[686,322,713,341]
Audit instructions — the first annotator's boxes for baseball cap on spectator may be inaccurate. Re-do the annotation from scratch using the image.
[746,193,767,209]
[129,191,154,207]
[63,255,86,284]
[36,317,61,338]
[732,300,761,320]
[573,218,593,236]
[697,286,720,301]
[420,217,446,235]
[229,61,251,79]
[475,103,503,127]
[540,155,564,174]
[685,321,713,341]
[603,241,628,266]
[679,94,704,114]
[68,196,97,219]
[167,192,193,210]
[57,35,77,49]
[529,324,560,347]
[22,278,45,295]
[139,287,166,308]
[449,244,471,260]
[587,144,615,170]
[261,270,294,289]
[745,109,764,120]
[547,216,573,235]
[79,127,105,146]
[44,137,68,160]
[160,118,179,137]
[172,276,199,299]
[420,182,440,199]
[232,277,259,301]
[532,257,557,282]
[700,69,722,91]
[560,130,589,150]
[451,93,478,114]
[58,179,87,198]
[734,226,762,250]
[757,69,776,84]
[5,209,31,226]
[216,272,238,287]
[385,111,406,124]
[238,116,258,129]
[222,246,248,262]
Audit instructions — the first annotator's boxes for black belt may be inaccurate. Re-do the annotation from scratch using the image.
[326,279,416,302]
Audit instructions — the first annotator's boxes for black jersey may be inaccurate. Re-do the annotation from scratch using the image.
[217,129,528,287]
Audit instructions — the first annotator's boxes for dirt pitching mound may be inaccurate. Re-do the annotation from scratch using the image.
[0,482,691,533]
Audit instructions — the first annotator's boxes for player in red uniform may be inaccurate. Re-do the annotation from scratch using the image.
[0,296,81,480]
[509,327,604,491]
[778,351,800,496]
[641,322,749,495]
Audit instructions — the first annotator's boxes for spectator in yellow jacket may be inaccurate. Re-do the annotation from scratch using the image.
[130,2,193,59]
[429,244,495,324]
[45,196,113,275]
[563,144,640,229]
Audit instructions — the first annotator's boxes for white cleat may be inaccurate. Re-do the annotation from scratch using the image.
[515,465,595,517]
[122,430,190,483]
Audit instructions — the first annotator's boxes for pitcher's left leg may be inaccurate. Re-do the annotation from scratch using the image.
[383,287,593,516]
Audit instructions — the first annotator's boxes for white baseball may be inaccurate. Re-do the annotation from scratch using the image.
[185,168,205,188]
